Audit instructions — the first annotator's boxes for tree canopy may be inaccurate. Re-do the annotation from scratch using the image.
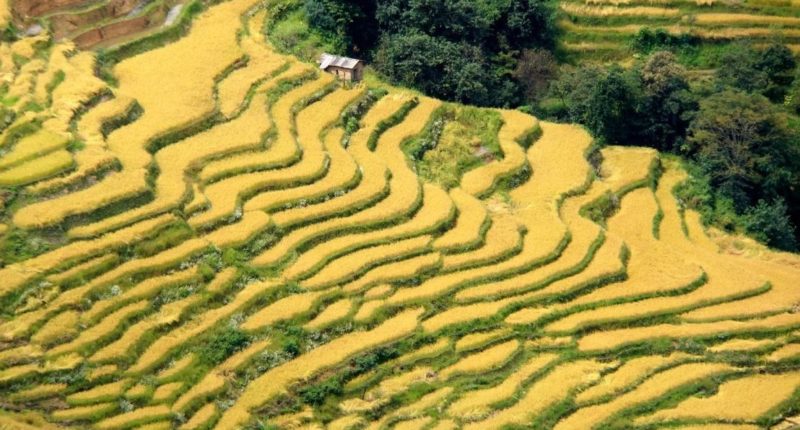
[304,0,557,106]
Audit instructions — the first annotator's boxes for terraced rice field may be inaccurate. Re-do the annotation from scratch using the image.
[0,1,800,429]
[9,0,193,49]
[558,0,800,61]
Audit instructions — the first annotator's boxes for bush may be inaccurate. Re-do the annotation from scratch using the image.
[0,228,54,265]
[631,28,701,55]
[583,66,640,145]
[298,376,343,405]
[199,328,250,365]
[374,32,500,106]
[742,199,798,251]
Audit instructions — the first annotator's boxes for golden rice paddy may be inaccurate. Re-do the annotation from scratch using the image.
[0,2,799,429]
[558,0,800,63]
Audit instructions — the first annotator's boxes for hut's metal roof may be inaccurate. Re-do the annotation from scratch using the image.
[319,53,362,70]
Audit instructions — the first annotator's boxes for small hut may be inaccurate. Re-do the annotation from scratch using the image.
[318,53,365,82]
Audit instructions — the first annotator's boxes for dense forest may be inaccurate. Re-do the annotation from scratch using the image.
[269,0,800,251]
[300,0,556,106]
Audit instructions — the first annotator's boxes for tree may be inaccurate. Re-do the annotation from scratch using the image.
[548,64,606,123]
[786,70,800,114]
[374,32,495,105]
[370,0,557,106]
[757,43,797,102]
[631,28,701,54]
[304,0,379,54]
[685,90,799,211]
[716,43,769,93]
[375,0,496,45]
[742,198,798,251]
[502,0,556,50]
[584,66,640,145]
[716,42,797,102]
[513,48,558,103]
[638,51,696,151]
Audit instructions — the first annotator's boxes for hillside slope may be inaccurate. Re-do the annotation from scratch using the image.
[558,0,800,62]
[0,1,799,429]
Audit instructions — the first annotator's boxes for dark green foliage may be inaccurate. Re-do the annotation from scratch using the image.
[631,28,701,55]
[550,52,694,150]
[371,0,555,106]
[742,199,798,251]
[548,64,606,124]
[787,71,800,115]
[717,42,797,103]
[639,51,696,152]
[304,0,378,54]
[375,0,554,50]
[0,23,18,43]
[375,32,500,105]
[514,48,558,103]
[674,164,740,232]
[757,44,797,102]
[199,328,251,365]
[685,90,799,213]
[583,66,640,146]
[299,376,343,405]
[282,338,301,356]
[0,228,55,266]
[675,89,800,251]
[133,222,195,257]
[296,0,557,106]
[350,346,399,374]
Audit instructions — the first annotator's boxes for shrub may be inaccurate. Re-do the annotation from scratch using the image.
[298,376,343,405]
[742,199,798,251]
[631,28,701,55]
[200,328,251,365]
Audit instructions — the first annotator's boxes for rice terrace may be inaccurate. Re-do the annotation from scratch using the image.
[1,0,800,428]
